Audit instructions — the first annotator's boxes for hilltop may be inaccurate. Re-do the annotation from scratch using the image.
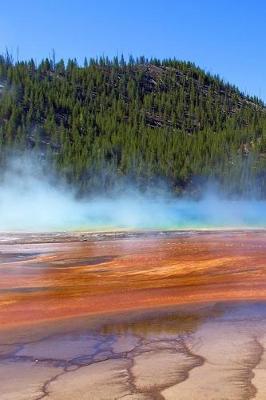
[0,55,266,196]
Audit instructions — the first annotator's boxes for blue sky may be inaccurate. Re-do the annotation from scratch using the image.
[1,0,266,100]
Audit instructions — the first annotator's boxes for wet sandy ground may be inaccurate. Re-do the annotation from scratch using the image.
[1,231,266,399]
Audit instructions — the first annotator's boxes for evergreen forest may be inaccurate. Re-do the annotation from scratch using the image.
[1,53,266,197]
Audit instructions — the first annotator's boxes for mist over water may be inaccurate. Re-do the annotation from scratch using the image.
[0,155,266,232]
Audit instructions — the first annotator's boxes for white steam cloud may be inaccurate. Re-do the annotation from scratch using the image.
[0,155,266,232]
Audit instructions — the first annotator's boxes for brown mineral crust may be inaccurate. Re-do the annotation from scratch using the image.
[0,231,266,329]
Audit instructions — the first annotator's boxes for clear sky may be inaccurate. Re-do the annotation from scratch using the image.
[1,0,266,101]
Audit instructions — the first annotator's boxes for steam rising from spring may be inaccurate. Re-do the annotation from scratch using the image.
[0,155,266,232]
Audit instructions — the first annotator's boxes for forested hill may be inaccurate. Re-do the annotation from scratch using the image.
[0,54,266,196]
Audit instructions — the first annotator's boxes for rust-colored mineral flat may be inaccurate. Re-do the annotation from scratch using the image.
[1,231,266,329]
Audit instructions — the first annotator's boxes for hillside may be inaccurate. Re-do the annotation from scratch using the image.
[0,54,266,196]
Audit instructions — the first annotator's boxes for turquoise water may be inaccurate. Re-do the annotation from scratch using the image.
[66,197,266,232]
[1,181,266,232]
[84,198,266,230]
[2,196,266,232]
[1,156,266,232]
